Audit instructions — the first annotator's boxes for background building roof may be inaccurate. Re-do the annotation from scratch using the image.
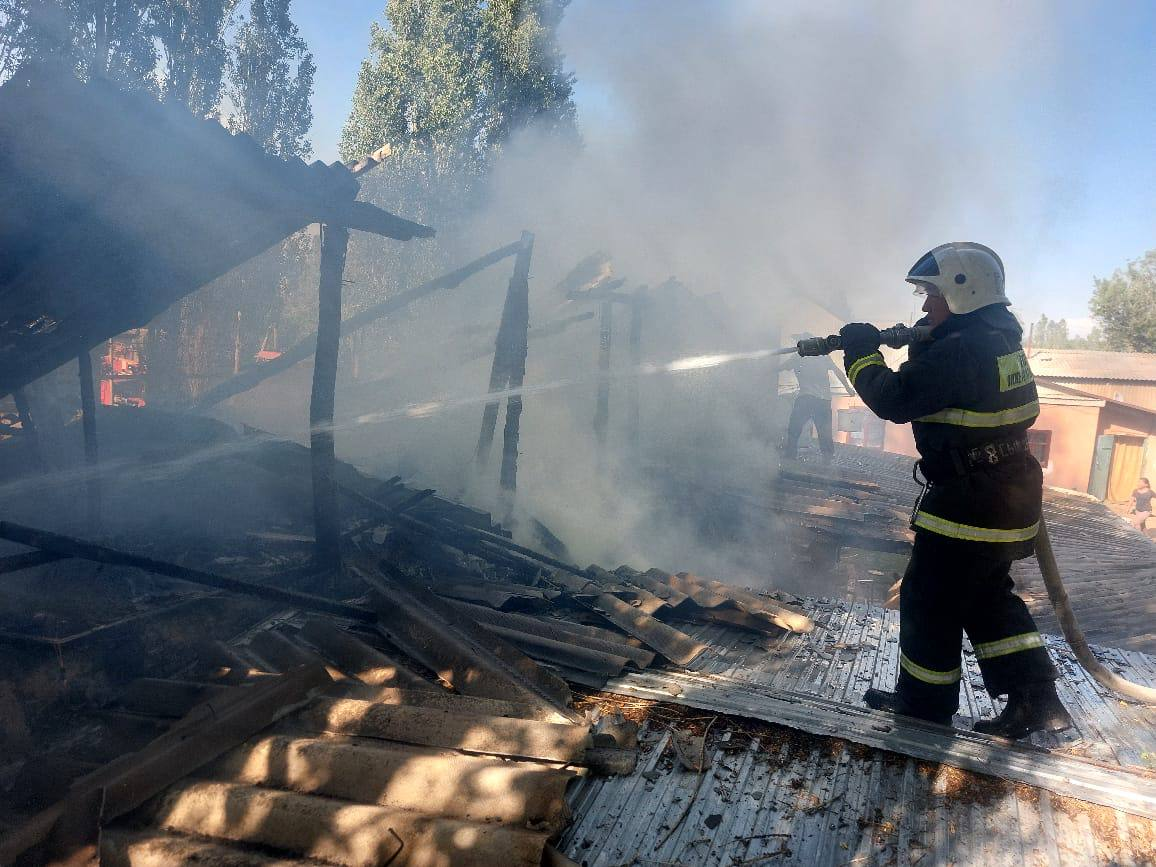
[1029,349,1156,382]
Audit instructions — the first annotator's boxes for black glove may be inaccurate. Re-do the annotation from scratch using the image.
[839,323,882,358]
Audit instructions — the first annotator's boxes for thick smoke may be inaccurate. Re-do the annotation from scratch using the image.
[224,2,1070,585]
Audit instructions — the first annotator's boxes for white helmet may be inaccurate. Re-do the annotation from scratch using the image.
[904,242,1007,315]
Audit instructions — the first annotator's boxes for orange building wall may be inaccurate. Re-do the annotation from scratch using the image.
[883,422,917,458]
[1032,403,1101,493]
[829,394,1154,495]
[1046,380,1156,413]
[1099,403,1156,438]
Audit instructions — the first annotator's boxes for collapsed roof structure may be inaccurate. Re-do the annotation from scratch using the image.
[0,64,1153,867]
[0,63,433,400]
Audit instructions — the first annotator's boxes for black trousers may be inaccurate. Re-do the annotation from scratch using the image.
[784,395,833,457]
[896,532,1057,718]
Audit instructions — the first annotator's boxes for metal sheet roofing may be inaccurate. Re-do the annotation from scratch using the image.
[562,721,1156,867]
[1029,349,1156,383]
[561,598,1156,866]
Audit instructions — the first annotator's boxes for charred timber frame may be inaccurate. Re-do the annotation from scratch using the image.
[0,664,332,864]
[351,558,579,723]
[475,231,535,498]
[499,234,534,495]
[11,388,46,470]
[626,289,645,451]
[593,299,612,450]
[191,241,520,411]
[77,347,101,530]
[0,521,374,622]
[311,224,349,570]
[561,280,643,464]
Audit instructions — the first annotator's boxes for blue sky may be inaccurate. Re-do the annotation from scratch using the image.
[293,1,1155,333]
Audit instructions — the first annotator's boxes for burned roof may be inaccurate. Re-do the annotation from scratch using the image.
[1029,348,1156,383]
[0,63,433,398]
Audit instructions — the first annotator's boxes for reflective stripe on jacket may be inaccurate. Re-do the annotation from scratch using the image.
[842,305,1043,560]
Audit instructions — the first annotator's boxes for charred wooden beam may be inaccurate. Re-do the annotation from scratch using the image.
[0,521,374,622]
[349,558,580,722]
[77,347,100,530]
[11,388,46,470]
[593,299,612,450]
[475,231,534,471]
[323,199,435,240]
[0,665,331,865]
[499,232,534,494]
[0,549,65,575]
[627,289,645,450]
[310,223,349,571]
[191,241,523,411]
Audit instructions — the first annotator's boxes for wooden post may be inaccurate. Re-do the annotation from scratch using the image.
[192,242,521,412]
[498,233,534,495]
[593,299,613,450]
[12,388,46,471]
[77,348,100,530]
[232,310,242,375]
[626,289,645,451]
[476,231,534,469]
[310,224,349,570]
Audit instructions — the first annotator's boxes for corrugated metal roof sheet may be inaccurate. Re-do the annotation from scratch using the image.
[561,597,1156,865]
[1029,349,1156,383]
[562,722,1156,867]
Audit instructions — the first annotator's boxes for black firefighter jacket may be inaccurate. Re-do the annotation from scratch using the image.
[842,304,1043,561]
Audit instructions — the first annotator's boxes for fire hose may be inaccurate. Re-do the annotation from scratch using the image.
[789,325,1156,704]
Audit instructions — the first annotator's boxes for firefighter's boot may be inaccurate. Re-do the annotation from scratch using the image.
[864,688,953,727]
[973,682,1072,739]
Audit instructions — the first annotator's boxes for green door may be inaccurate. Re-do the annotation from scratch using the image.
[1088,434,1114,500]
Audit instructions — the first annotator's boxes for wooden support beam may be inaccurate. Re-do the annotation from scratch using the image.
[0,521,374,621]
[11,388,46,470]
[0,550,65,575]
[191,241,523,411]
[0,665,331,865]
[310,224,349,571]
[626,289,645,450]
[77,348,100,530]
[593,300,613,450]
[476,232,534,469]
[499,232,534,495]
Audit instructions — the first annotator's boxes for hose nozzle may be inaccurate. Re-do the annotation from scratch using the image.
[796,323,933,356]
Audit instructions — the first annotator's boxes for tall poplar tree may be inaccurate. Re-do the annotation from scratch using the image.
[339,0,576,167]
[225,0,314,158]
[154,0,238,114]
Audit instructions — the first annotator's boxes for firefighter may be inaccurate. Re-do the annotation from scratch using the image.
[839,242,1071,738]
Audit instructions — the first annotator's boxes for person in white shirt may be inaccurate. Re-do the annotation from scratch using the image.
[779,333,853,461]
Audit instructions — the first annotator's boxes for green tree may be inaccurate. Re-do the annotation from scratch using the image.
[1028,314,1073,349]
[335,0,578,352]
[154,0,238,114]
[225,0,314,158]
[2,0,236,107]
[0,0,29,83]
[1090,250,1156,353]
[1027,314,1107,350]
[339,0,576,166]
[8,0,159,90]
